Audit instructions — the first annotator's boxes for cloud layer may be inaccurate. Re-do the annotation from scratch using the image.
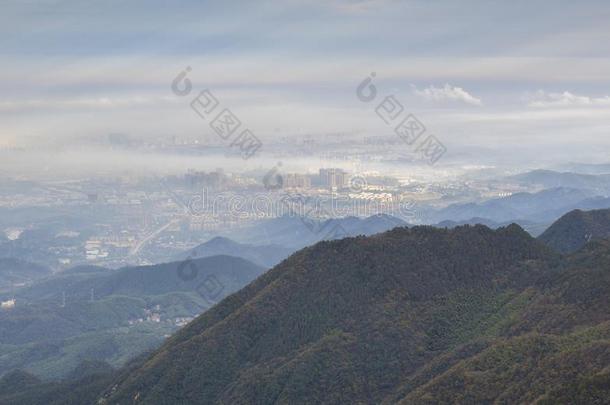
[1,0,610,172]
[526,90,610,108]
[413,84,483,106]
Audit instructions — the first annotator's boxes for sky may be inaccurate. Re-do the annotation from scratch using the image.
[2,0,610,175]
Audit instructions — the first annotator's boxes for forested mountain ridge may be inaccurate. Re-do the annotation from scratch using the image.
[98,223,606,404]
[0,258,51,291]
[3,222,609,404]
[0,255,266,380]
[538,208,610,253]
[177,236,294,268]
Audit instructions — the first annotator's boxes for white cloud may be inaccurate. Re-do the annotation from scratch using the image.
[0,95,177,113]
[526,90,610,108]
[413,84,483,106]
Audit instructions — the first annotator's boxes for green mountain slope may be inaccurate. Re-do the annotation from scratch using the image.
[100,224,604,404]
[0,255,266,379]
[0,258,51,292]
[392,239,610,404]
[4,222,609,404]
[177,236,295,268]
[538,208,610,253]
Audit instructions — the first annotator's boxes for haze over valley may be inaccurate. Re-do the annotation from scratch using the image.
[1,1,610,403]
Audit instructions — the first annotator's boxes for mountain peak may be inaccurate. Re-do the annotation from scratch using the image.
[102,224,556,404]
[180,236,295,268]
[203,235,239,247]
[498,222,529,237]
[538,208,610,254]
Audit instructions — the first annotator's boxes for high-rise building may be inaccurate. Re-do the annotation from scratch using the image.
[283,174,312,189]
[319,168,347,190]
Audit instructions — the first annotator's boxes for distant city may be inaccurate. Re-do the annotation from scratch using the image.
[0,152,554,272]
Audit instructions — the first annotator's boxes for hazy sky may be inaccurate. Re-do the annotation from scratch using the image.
[2,0,610,174]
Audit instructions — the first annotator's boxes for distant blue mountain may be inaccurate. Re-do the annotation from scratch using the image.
[508,169,610,193]
[14,255,264,303]
[555,162,610,175]
[0,255,266,380]
[229,214,408,248]
[434,217,548,237]
[0,258,51,291]
[432,187,610,224]
[177,236,294,268]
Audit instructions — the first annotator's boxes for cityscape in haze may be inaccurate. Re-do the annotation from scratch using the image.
[1,1,610,404]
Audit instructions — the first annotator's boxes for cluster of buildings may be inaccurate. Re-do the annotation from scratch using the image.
[85,240,110,261]
[5,167,409,269]
[1,299,15,309]
[127,305,194,328]
[318,168,348,189]
[281,168,348,190]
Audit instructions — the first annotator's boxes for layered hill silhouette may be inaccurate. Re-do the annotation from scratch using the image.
[3,217,609,403]
[80,223,607,404]
[231,213,408,249]
[431,187,610,224]
[435,217,548,236]
[0,255,265,379]
[539,208,610,253]
[0,258,51,291]
[177,236,295,268]
[509,169,610,193]
[12,255,264,304]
